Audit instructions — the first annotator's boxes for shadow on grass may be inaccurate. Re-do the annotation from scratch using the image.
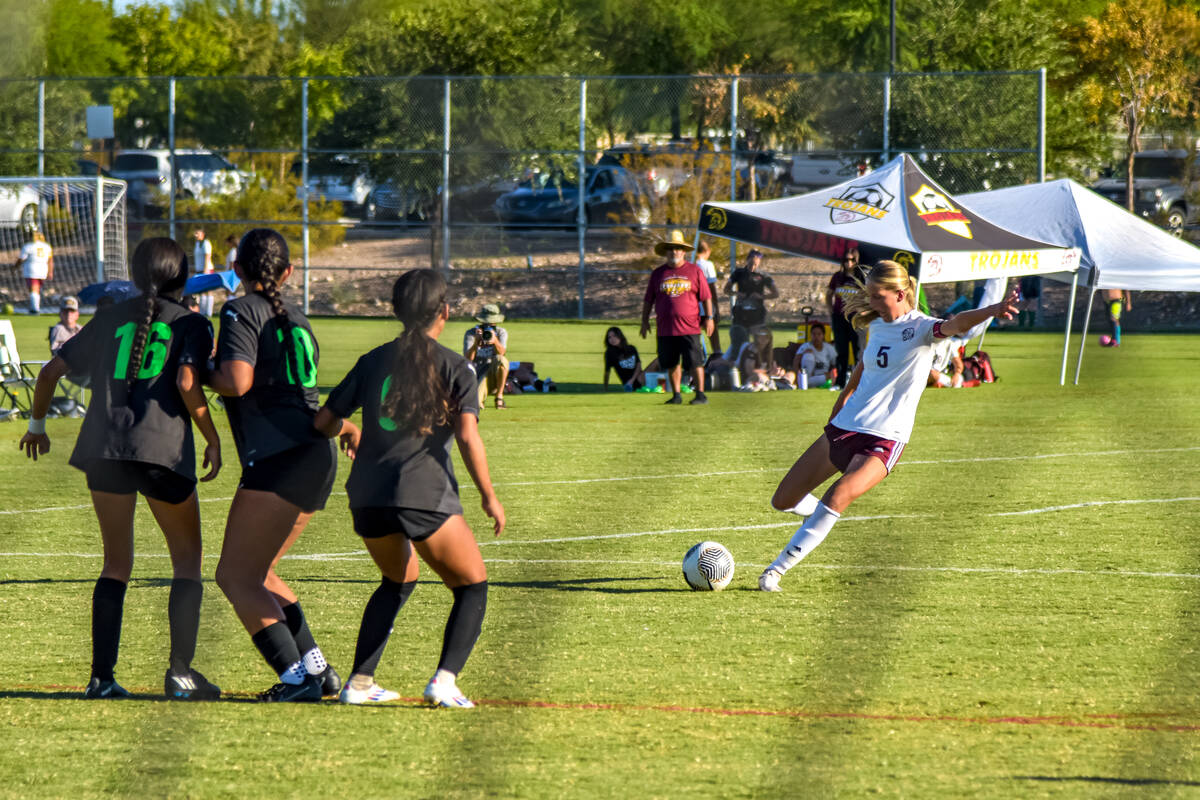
[0,577,175,587]
[1012,776,1200,788]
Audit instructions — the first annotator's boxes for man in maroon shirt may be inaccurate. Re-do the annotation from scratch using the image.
[640,230,714,405]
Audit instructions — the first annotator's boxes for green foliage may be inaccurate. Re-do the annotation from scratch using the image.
[165,173,346,255]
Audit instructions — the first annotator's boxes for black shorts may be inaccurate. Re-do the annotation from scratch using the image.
[239,440,336,513]
[351,506,452,541]
[85,460,195,505]
[657,334,704,371]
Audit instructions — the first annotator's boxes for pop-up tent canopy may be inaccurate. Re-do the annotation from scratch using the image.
[696,154,1083,382]
[961,178,1200,383]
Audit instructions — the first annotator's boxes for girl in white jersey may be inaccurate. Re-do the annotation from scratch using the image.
[758,261,1018,592]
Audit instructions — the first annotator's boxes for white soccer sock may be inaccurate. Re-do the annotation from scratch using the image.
[301,647,327,676]
[279,661,307,685]
[769,502,841,575]
[779,493,820,517]
[29,292,40,313]
[433,668,457,684]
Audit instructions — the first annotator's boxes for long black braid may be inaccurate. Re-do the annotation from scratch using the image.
[126,238,188,389]
[236,229,302,389]
[386,269,454,435]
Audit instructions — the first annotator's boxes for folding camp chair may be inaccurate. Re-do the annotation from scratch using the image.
[48,324,88,417]
[0,319,43,420]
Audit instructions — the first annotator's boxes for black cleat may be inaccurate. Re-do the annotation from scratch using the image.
[664,393,683,405]
[689,392,709,405]
[164,667,221,701]
[317,666,342,697]
[258,675,322,703]
[85,677,132,699]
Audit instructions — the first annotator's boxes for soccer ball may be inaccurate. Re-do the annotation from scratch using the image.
[1098,334,1113,347]
[682,541,735,591]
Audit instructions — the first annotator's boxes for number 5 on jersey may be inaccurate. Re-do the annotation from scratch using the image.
[113,321,172,379]
[277,327,318,388]
[876,345,890,368]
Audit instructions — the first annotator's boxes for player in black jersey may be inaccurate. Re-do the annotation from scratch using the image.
[19,238,223,700]
[313,269,504,707]
[206,228,343,702]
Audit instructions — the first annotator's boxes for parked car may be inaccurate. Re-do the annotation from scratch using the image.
[74,159,109,178]
[0,184,41,229]
[293,156,375,218]
[110,149,248,212]
[493,165,653,228]
[364,182,431,223]
[599,141,718,198]
[1091,149,1197,233]
[787,154,870,193]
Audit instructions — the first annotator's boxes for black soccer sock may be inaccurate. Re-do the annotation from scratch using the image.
[250,621,303,679]
[91,577,127,681]
[352,578,417,677]
[282,601,328,675]
[167,578,203,673]
[437,581,488,675]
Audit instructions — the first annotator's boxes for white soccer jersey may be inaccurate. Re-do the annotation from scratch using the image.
[831,310,942,443]
[19,241,52,279]
[796,341,837,375]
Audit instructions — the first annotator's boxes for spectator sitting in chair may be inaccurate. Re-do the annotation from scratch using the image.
[464,303,511,409]
[48,295,87,416]
[788,321,838,388]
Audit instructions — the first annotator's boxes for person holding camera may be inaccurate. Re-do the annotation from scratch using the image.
[463,303,510,410]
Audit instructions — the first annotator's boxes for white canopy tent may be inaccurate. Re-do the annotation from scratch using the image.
[961,178,1200,383]
[696,155,1083,382]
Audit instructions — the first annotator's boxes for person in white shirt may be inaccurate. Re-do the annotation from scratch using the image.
[694,239,721,354]
[15,232,53,314]
[193,229,214,317]
[758,260,1018,592]
[789,321,839,387]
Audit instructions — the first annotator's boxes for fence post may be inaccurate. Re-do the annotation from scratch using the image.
[882,73,891,164]
[441,78,451,273]
[1037,68,1046,182]
[301,78,310,315]
[37,80,45,179]
[577,78,587,319]
[95,174,104,283]
[729,75,739,267]
[168,77,176,241]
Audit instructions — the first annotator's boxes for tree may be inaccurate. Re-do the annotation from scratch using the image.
[1073,0,1200,210]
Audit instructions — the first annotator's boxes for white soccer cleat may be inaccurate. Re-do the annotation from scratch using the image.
[758,568,783,592]
[423,675,475,708]
[338,681,400,705]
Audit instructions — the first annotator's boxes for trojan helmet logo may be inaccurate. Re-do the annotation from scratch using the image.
[893,251,914,268]
[909,184,972,239]
[705,206,728,231]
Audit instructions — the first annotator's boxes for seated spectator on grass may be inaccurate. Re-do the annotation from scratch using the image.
[928,336,965,388]
[788,321,838,388]
[603,326,644,391]
[739,326,786,391]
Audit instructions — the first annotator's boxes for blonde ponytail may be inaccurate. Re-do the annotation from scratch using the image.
[840,260,918,330]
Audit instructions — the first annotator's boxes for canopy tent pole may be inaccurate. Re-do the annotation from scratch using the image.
[1073,286,1098,386]
[1059,270,1080,386]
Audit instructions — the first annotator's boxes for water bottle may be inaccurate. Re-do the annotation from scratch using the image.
[730,367,742,389]
[799,369,808,390]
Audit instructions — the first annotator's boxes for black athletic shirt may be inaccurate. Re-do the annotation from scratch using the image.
[59,296,212,479]
[217,293,324,465]
[325,339,479,512]
[604,345,641,384]
[728,268,776,327]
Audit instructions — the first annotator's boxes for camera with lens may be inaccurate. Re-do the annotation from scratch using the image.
[479,324,495,343]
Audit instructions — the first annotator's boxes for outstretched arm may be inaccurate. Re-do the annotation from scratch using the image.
[939,289,1019,339]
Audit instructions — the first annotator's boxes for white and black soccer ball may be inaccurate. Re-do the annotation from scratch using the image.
[682,541,735,591]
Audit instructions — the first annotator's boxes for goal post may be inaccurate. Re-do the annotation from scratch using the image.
[0,176,128,305]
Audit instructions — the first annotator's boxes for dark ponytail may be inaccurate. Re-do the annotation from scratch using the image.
[236,229,300,387]
[127,237,188,388]
[385,269,453,435]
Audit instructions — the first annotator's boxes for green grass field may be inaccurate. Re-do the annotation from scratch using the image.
[2,313,1199,798]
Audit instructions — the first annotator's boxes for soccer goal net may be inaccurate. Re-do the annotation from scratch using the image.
[0,176,128,308]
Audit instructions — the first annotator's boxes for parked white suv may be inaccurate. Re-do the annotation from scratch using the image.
[111,149,248,210]
[0,184,41,229]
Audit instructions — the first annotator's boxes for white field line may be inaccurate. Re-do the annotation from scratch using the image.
[4,445,1199,518]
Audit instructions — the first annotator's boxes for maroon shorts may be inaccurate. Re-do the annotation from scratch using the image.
[824,424,906,474]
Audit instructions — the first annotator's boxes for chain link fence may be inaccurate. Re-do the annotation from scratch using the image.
[0,71,1044,318]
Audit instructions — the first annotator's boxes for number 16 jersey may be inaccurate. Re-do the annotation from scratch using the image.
[830,310,942,444]
[217,293,323,465]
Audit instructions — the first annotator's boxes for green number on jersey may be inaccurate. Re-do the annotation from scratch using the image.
[276,326,318,388]
[379,374,397,431]
[112,321,172,380]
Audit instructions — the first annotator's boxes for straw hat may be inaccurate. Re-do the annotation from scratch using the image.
[654,229,693,257]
